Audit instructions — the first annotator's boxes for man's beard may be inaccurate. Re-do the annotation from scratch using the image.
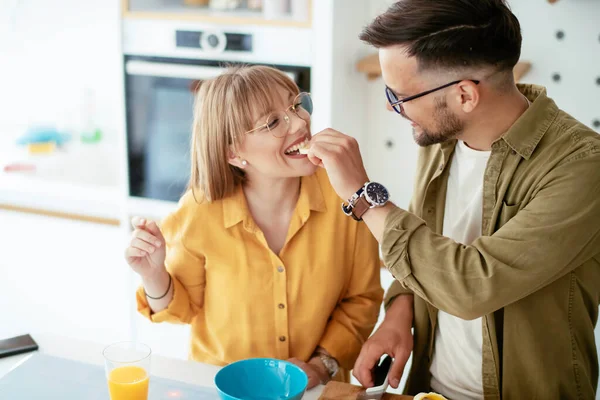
[412,97,463,147]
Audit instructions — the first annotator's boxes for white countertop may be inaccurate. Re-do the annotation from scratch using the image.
[0,136,124,220]
[0,333,324,399]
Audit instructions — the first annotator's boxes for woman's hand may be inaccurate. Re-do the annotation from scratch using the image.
[125,217,167,280]
[287,357,330,390]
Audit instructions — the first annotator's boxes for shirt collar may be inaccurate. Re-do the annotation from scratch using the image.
[500,84,559,159]
[438,84,558,161]
[222,173,326,229]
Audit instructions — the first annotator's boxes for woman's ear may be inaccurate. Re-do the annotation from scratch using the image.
[228,148,247,169]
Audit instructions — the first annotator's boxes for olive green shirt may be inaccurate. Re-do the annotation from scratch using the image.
[383,84,600,399]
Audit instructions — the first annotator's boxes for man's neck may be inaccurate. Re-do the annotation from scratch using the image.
[460,86,530,151]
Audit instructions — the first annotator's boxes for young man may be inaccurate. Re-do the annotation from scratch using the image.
[307,0,600,398]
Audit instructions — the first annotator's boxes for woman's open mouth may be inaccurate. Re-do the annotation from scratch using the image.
[284,137,310,156]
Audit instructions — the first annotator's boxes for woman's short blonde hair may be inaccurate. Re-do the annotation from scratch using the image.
[189,65,299,203]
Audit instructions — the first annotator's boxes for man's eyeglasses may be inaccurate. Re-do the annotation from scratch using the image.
[245,92,313,138]
[385,80,480,115]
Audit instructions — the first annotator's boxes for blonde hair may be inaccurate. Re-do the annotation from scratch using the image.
[189,65,300,203]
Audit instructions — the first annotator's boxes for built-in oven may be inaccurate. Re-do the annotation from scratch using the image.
[122,20,312,217]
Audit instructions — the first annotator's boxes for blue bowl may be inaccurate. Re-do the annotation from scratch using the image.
[214,358,309,400]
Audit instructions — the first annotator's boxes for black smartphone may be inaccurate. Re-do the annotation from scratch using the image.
[372,354,393,387]
[0,334,39,359]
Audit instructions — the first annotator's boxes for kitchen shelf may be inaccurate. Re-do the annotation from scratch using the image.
[356,53,382,81]
[0,174,122,226]
[122,0,312,28]
[513,61,532,82]
[356,53,532,83]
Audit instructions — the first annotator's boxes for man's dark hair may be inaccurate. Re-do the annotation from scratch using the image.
[360,0,522,72]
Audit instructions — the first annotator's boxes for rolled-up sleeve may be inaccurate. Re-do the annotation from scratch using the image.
[383,279,413,311]
[136,213,205,324]
[319,222,384,370]
[382,152,600,320]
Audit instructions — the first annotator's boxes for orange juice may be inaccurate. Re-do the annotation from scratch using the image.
[107,365,149,400]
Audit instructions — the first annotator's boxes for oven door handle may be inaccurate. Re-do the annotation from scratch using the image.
[125,60,226,80]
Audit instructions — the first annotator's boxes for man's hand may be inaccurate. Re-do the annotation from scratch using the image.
[307,128,370,201]
[353,295,414,389]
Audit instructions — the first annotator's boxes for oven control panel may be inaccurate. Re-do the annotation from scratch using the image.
[176,30,252,53]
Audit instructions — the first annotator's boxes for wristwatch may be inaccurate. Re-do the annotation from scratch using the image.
[342,182,390,221]
[318,353,339,378]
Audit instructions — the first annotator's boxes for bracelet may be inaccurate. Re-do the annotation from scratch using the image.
[314,348,339,378]
[144,273,172,300]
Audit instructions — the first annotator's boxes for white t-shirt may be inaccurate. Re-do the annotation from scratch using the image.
[429,140,491,400]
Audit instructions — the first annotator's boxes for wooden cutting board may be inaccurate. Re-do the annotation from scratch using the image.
[319,381,413,400]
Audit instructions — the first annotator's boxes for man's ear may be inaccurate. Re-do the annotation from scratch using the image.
[454,80,480,113]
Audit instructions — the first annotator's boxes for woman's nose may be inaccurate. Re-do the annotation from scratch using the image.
[286,111,308,135]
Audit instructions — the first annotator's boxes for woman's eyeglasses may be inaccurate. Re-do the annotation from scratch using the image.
[245,92,313,138]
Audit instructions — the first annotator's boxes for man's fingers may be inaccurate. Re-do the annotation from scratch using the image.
[311,131,358,150]
[312,128,345,139]
[388,347,411,389]
[309,142,344,166]
[353,345,384,388]
[306,152,323,168]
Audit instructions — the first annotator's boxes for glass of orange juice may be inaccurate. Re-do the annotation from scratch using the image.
[103,341,151,400]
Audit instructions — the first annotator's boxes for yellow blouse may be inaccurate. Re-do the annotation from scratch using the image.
[136,169,383,371]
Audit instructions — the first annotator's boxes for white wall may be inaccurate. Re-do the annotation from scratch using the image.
[0,0,124,148]
[0,210,131,345]
[362,0,419,211]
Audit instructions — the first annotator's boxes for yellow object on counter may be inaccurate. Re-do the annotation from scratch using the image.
[413,393,448,400]
[107,365,149,400]
[27,142,56,154]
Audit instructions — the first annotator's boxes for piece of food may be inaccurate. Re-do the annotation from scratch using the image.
[298,141,310,154]
[413,392,448,400]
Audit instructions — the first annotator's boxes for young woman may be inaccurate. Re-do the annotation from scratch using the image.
[125,65,383,388]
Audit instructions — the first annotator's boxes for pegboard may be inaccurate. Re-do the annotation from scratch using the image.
[510,0,600,132]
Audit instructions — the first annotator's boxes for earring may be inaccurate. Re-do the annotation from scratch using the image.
[241,160,248,166]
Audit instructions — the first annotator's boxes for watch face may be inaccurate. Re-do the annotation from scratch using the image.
[365,182,389,206]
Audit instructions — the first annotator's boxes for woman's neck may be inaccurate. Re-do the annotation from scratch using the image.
[243,175,301,217]
[242,175,301,254]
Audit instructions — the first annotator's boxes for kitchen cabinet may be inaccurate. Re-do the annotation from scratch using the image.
[122,0,312,28]
[0,209,131,346]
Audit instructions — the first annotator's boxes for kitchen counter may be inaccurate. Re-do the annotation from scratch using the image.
[0,333,325,399]
[0,136,124,224]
